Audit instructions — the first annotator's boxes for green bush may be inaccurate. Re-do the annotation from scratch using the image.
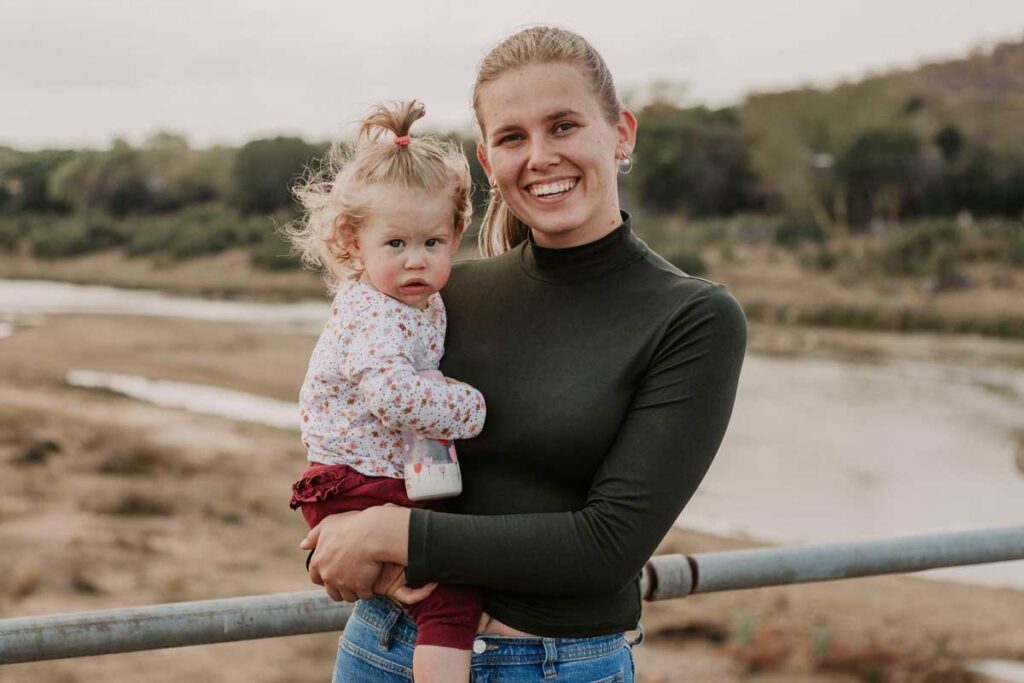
[123,204,273,260]
[27,218,123,259]
[774,221,825,248]
[663,248,707,275]
[0,217,24,252]
[799,244,837,271]
[876,221,963,277]
[975,220,1024,265]
[250,229,302,271]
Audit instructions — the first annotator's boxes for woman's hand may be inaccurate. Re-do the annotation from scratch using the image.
[300,506,412,602]
[374,562,437,606]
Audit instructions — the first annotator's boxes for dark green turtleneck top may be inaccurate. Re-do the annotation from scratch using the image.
[408,215,747,637]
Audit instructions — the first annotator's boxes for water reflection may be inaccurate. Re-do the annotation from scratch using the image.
[0,278,329,333]
[67,370,298,430]
[688,354,1024,589]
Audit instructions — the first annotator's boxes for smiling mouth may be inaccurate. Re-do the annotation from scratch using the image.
[526,178,577,199]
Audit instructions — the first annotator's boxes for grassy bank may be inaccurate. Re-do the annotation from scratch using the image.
[2,214,1021,341]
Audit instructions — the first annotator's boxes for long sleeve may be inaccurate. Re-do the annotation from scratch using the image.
[300,281,485,477]
[342,313,486,441]
[408,284,746,595]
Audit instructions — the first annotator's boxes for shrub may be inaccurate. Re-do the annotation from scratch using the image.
[250,229,302,271]
[0,217,23,252]
[123,204,272,260]
[663,248,707,275]
[27,218,123,259]
[876,221,963,278]
[774,221,825,249]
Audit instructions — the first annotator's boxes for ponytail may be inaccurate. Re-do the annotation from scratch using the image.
[477,191,529,257]
[359,100,425,143]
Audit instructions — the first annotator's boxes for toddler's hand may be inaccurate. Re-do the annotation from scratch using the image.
[375,562,437,605]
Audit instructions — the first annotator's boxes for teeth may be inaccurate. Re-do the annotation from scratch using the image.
[529,179,576,197]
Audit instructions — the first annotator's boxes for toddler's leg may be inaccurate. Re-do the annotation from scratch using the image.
[413,645,471,683]
[405,583,481,683]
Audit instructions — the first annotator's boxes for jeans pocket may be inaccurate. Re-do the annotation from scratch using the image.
[333,611,413,683]
[336,638,413,682]
[588,673,624,683]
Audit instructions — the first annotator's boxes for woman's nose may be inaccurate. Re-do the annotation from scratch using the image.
[527,137,559,170]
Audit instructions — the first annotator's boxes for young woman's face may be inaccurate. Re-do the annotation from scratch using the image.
[476,61,637,249]
[347,184,459,309]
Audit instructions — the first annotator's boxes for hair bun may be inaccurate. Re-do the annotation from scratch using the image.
[359,100,426,144]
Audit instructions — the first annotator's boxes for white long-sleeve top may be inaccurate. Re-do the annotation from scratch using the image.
[299,280,486,478]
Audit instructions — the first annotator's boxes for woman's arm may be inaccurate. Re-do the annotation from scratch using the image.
[407,284,746,595]
[307,285,745,599]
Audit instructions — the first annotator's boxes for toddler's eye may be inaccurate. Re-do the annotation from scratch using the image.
[425,238,440,247]
[388,239,404,248]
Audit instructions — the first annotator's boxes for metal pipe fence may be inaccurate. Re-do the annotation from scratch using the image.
[2,526,1022,665]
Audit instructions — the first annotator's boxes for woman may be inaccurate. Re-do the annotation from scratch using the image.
[303,26,747,681]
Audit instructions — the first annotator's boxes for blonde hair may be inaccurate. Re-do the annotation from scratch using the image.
[473,26,623,257]
[285,100,473,292]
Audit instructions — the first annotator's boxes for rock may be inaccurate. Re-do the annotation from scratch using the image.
[12,438,61,466]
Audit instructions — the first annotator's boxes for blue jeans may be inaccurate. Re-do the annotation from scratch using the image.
[334,597,640,682]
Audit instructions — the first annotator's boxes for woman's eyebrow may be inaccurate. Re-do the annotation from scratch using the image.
[490,110,584,138]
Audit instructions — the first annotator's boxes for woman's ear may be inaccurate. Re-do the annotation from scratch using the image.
[476,142,494,185]
[616,109,638,158]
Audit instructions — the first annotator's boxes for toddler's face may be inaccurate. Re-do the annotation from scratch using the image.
[348,184,459,309]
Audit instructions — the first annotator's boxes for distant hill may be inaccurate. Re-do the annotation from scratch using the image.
[744,37,1024,157]
[734,37,1024,224]
[865,38,1024,151]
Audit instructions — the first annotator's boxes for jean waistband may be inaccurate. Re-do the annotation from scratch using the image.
[352,597,628,665]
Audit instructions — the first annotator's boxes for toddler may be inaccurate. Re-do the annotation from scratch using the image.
[285,100,485,682]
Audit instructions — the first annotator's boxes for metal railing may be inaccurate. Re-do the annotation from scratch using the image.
[1,526,1022,665]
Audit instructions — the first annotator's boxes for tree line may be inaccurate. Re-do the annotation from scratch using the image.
[2,48,1024,272]
[4,105,1023,228]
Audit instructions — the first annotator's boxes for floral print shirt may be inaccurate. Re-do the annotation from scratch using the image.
[300,280,486,478]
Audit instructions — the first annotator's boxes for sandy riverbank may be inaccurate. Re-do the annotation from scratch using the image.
[1,313,1022,682]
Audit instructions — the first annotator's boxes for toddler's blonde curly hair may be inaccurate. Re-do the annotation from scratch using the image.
[285,100,472,292]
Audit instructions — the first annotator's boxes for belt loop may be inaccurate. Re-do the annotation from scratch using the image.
[627,623,645,648]
[377,600,401,651]
[542,638,557,679]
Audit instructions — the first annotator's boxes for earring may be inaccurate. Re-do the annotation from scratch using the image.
[617,154,633,175]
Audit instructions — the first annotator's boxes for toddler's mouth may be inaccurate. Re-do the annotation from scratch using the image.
[400,280,430,290]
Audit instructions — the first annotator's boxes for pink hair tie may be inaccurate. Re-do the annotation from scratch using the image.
[394,135,411,147]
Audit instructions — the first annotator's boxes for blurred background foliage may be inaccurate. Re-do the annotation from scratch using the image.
[0,38,1021,307]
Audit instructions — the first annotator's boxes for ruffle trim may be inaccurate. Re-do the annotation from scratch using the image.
[288,463,379,509]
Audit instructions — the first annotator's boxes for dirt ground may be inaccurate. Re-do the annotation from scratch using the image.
[1,312,1023,682]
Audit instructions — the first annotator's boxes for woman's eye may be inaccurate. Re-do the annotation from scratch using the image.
[497,133,522,145]
[554,121,575,134]
[388,239,403,248]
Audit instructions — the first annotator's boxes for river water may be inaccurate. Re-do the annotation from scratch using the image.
[3,279,1023,590]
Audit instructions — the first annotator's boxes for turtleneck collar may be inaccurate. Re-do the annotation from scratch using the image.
[520,212,647,284]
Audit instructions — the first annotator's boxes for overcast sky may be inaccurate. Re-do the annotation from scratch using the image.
[3,0,1023,149]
